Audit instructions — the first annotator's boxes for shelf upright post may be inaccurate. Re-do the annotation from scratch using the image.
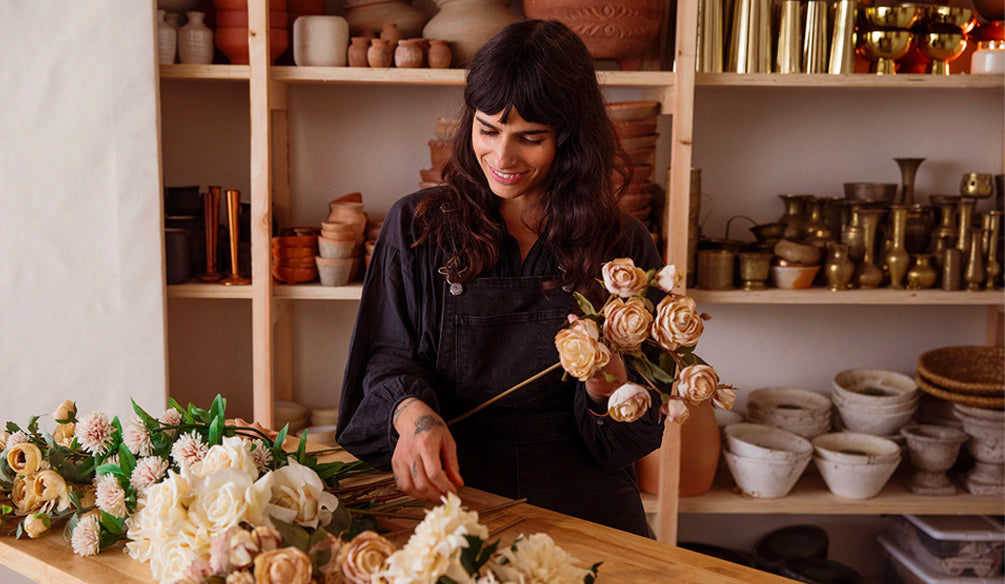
[270,79,296,404]
[248,0,275,427]
[655,0,700,546]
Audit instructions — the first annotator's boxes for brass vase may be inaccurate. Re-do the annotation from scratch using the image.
[738,252,772,290]
[956,197,975,255]
[964,230,986,291]
[778,194,813,240]
[904,204,932,256]
[894,157,925,206]
[198,185,224,282]
[942,246,963,291]
[930,198,958,250]
[804,196,834,246]
[842,202,866,262]
[985,211,1002,290]
[856,208,885,289]
[884,205,911,289]
[906,254,938,290]
[824,242,854,291]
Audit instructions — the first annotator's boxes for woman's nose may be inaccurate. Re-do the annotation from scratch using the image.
[493,138,518,169]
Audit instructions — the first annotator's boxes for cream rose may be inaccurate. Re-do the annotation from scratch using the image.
[53,400,77,423]
[189,467,273,532]
[339,531,396,584]
[555,319,612,382]
[601,257,649,298]
[660,399,691,424]
[651,294,704,352]
[193,436,259,479]
[267,460,338,529]
[602,297,653,353]
[673,364,719,405]
[23,513,50,538]
[606,383,652,423]
[252,525,282,553]
[7,443,43,476]
[32,469,71,511]
[12,475,42,515]
[0,430,9,452]
[713,387,736,410]
[139,471,193,532]
[52,422,76,448]
[253,547,313,584]
[653,264,682,293]
[148,539,199,584]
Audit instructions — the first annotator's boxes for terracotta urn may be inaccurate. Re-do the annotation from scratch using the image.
[523,0,663,69]
[427,39,452,68]
[215,26,290,64]
[380,22,403,54]
[348,36,371,67]
[343,0,428,37]
[678,400,721,496]
[422,0,517,66]
[394,38,425,68]
[367,38,393,67]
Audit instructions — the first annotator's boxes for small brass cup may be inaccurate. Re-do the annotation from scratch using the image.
[856,30,915,74]
[737,252,772,290]
[917,32,967,75]
[697,249,736,290]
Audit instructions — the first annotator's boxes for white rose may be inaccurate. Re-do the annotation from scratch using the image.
[654,264,681,293]
[193,436,259,479]
[267,460,338,529]
[651,294,704,352]
[601,257,649,298]
[140,471,193,532]
[673,364,719,405]
[602,297,653,353]
[606,383,652,423]
[149,539,199,584]
[554,319,612,382]
[189,467,273,532]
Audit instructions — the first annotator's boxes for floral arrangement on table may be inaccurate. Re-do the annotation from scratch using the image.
[0,396,600,584]
[555,258,734,424]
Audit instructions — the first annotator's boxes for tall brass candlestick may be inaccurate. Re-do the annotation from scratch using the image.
[198,186,223,282]
[221,189,251,286]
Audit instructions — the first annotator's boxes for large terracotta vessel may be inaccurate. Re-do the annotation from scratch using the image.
[422,0,517,66]
[523,0,663,69]
[343,0,428,37]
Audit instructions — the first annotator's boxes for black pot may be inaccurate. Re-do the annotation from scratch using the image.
[164,228,191,284]
[781,558,864,584]
[164,185,202,216]
[165,215,206,277]
[754,524,829,571]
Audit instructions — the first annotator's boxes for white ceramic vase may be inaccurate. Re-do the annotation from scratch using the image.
[157,10,178,65]
[294,16,350,67]
[178,11,214,65]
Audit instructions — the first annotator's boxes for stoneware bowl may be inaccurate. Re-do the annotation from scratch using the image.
[311,406,339,427]
[833,401,916,436]
[316,256,353,287]
[771,265,821,289]
[305,424,338,446]
[275,400,309,427]
[814,455,900,499]
[605,100,660,121]
[811,432,901,465]
[832,369,918,406]
[748,388,833,420]
[723,449,811,499]
[831,391,917,414]
[724,423,814,462]
[715,409,744,427]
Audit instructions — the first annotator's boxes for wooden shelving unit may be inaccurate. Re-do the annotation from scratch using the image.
[159,64,249,81]
[696,72,1005,89]
[689,288,1005,305]
[642,468,1005,515]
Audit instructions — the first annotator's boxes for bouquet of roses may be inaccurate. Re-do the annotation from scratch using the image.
[554,258,734,424]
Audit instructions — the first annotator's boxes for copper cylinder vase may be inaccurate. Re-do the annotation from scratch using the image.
[222,189,251,286]
[198,186,223,282]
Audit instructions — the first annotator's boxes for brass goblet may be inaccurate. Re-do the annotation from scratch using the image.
[920,6,976,34]
[857,30,915,74]
[860,5,922,29]
[917,32,967,75]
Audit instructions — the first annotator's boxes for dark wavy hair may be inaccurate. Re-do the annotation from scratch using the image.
[414,19,632,292]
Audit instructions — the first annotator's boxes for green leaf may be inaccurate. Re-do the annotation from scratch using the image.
[632,356,673,384]
[659,353,679,379]
[27,416,40,435]
[118,443,137,478]
[5,422,20,434]
[95,463,125,478]
[270,518,311,553]
[208,415,224,446]
[209,394,227,421]
[190,405,211,424]
[327,504,352,537]
[572,291,597,316]
[131,399,159,432]
[99,511,125,536]
[295,430,308,463]
[584,562,602,584]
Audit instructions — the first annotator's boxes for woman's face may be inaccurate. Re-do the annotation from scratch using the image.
[471,108,556,204]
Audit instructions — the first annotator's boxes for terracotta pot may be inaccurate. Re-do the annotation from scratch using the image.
[395,38,424,67]
[216,26,289,64]
[429,139,453,172]
[344,0,428,37]
[679,401,721,496]
[367,38,393,67]
[214,10,289,28]
[380,22,403,54]
[422,0,516,66]
[348,36,371,67]
[523,0,663,69]
[427,39,452,68]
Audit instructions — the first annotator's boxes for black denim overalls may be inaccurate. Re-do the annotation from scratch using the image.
[434,273,649,536]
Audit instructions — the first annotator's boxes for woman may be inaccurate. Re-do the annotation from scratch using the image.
[336,20,665,536]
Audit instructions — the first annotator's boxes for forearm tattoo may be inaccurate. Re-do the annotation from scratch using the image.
[414,414,445,436]
[393,399,417,426]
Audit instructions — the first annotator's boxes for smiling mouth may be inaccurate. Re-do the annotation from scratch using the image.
[489,167,525,184]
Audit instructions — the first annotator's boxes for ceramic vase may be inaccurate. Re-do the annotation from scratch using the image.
[380,22,403,54]
[679,401,721,497]
[422,0,516,67]
[348,36,371,67]
[523,0,663,69]
[427,39,452,68]
[157,10,178,64]
[179,11,214,65]
[394,38,424,68]
[883,205,911,289]
[294,15,350,66]
[367,38,393,67]
[343,0,428,37]
[824,242,854,291]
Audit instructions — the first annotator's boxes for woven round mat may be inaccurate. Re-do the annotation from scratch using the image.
[917,346,1004,395]
[915,375,1005,409]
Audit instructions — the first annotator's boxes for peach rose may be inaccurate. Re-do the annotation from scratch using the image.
[32,469,71,511]
[6,443,43,476]
[555,319,612,382]
[602,258,649,298]
[602,297,653,353]
[12,475,42,515]
[673,365,719,405]
[253,547,313,584]
[713,387,736,410]
[53,400,77,423]
[606,383,652,423]
[651,294,704,352]
[660,399,691,424]
[52,423,76,448]
[23,513,50,538]
[653,264,682,293]
[339,531,396,584]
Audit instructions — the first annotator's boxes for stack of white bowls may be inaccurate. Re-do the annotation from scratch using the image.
[812,432,901,499]
[831,369,918,437]
[746,388,833,438]
[722,423,813,498]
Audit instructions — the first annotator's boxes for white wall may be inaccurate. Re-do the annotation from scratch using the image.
[0,2,166,583]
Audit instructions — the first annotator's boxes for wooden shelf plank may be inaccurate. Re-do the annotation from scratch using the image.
[166,283,252,299]
[643,469,1005,515]
[696,72,1005,88]
[688,288,1005,305]
[271,67,674,88]
[159,64,250,81]
[274,283,364,300]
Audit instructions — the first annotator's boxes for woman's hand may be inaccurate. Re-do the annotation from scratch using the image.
[391,398,464,504]
[585,350,627,402]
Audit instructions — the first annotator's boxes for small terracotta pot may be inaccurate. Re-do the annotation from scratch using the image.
[367,38,393,67]
[318,237,356,259]
[395,38,424,68]
[427,39,452,68]
[428,139,453,172]
[348,36,371,67]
